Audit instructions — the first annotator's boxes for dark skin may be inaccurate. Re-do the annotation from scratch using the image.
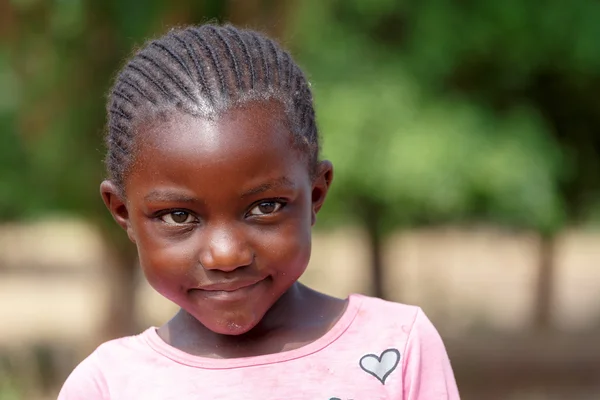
[100,100,347,359]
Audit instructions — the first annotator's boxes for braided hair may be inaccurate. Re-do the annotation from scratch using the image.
[106,24,319,193]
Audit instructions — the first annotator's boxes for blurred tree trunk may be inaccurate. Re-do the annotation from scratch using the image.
[366,218,385,299]
[527,73,600,332]
[360,198,386,299]
[0,0,15,39]
[534,234,556,331]
[100,230,140,340]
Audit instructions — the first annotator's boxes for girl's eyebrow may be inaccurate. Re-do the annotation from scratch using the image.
[142,177,294,203]
[241,176,295,198]
[143,190,197,203]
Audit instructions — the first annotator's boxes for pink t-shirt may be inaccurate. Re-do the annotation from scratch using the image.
[58,294,460,399]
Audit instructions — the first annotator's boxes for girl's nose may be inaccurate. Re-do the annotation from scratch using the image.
[199,224,254,272]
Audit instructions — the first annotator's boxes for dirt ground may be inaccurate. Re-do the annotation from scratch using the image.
[2,218,600,399]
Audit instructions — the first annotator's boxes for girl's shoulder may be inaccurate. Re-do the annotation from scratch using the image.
[327,294,459,398]
[57,329,157,399]
[343,293,444,351]
[90,328,156,363]
[349,293,423,326]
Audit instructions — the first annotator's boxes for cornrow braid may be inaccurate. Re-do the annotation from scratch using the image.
[105,23,320,193]
[225,27,255,90]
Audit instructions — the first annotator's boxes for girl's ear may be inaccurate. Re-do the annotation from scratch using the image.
[100,180,136,243]
[310,160,334,226]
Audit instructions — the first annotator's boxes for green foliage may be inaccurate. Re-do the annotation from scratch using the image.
[1,0,599,236]
[313,74,564,234]
[0,0,226,224]
[0,49,36,220]
[290,0,600,234]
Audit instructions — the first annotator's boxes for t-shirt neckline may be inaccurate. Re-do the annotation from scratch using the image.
[142,293,363,369]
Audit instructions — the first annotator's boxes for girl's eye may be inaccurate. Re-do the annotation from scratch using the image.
[160,211,196,224]
[248,201,284,216]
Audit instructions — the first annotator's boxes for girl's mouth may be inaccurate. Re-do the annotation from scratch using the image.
[190,278,266,302]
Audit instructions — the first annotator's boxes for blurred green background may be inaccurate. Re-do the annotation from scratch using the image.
[1,0,600,399]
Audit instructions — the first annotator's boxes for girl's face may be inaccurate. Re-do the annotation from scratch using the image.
[101,100,332,335]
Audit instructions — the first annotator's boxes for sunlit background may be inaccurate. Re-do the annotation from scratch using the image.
[2,0,600,399]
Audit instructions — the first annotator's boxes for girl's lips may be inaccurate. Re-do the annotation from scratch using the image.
[190,280,264,302]
[197,278,264,292]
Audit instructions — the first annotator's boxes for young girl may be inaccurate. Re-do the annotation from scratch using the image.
[58,23,460,399]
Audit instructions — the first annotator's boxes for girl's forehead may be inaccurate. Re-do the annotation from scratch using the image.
[128,100,304,181]
[139,100,291,150]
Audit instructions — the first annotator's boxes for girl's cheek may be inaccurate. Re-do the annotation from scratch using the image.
[258,223,311,260]
[140,250,196,301]
[138,236,199,279]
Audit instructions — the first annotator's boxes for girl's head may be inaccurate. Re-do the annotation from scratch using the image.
[105,23,320,192]
[100,24,333,335]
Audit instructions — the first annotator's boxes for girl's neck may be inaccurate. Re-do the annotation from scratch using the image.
[158,283,347,359]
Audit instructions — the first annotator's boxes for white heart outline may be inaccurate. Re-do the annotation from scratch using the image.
[359,348,401,384]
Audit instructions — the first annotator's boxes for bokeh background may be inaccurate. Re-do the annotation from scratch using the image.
[2,0,600,399]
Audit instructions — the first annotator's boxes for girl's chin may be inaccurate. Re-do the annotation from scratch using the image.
[193,310,264,336]
[211,322,257,336]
